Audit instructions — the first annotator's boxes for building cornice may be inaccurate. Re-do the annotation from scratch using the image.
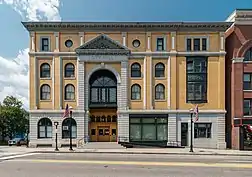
[29,51,226,57]
[22,22,232,32]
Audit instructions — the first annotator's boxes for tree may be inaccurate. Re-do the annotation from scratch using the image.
[0,96,29,140]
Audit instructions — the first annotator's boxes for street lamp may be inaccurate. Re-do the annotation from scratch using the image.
[54,121,59,151]
[189,108,194,152]
[69,106,73,151]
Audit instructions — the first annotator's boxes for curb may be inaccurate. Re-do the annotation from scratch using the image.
[33,150,252,157]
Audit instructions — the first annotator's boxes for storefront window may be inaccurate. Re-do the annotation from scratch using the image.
[129,116,168,141]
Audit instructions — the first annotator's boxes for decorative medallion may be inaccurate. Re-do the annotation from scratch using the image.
[65,39,73,48]
[132,39,140,48]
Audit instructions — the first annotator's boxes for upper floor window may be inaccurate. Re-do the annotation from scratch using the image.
[155,84,165,100]
[40,37,49,52]
[186,56,207,103]
[40,84,51,100]
[65,63,75,78]
[244,99,252,116]
[131,63,141,77]
[157,38,165,51]
[244,47,252,61]
[65,84,75,100]
[244,73,252,90]
[131,84,141,100]
[155,63,165,77]
[194,123,211,138]
[40,63,50,78]
[186,37,208,51]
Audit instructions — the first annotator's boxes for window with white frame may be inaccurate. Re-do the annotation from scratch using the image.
[194,123,211,138]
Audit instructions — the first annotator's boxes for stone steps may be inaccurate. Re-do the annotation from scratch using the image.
[81,142,125,149]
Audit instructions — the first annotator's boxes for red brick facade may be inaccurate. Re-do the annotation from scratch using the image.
[226,22,252,148]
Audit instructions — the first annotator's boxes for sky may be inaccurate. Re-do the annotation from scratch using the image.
[0,0,251,109]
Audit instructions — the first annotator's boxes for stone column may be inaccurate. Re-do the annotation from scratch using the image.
[220,32,225,51]
[171,32,176,51]
[34,57,38,109]
[147,32,151,51]
[54,32,59,52]
[119,61,128,110]
[217,114,226,149]
[122,32,127,46]
[168,114,177,144]
[167,56,171,108]
[79,32,84,46]
[59,57,63,109]
[30,32,35,51]
[77,60,85,110]
[117,113,129,142]
[143,57,147,109]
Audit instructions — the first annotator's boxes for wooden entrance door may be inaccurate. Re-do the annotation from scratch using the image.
[98,126,110,142]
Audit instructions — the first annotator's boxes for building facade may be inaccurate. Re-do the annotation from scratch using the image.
[22,21,231,149]
[225,9,252,149]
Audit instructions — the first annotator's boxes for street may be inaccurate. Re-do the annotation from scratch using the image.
[1,153,252,177]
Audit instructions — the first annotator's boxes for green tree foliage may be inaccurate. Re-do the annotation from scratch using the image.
[0,96,29,140]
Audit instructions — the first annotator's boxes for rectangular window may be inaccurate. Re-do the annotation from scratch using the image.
[194,123,212,138]
[244,99,252,116]
[157,38,164,51]
[129,117,168,141]
[193,38,200,51]
[186,56,207,103]
[244,73,252,90]
[41,37,49,51]
[186,38,192,51]
[202,38,207,51]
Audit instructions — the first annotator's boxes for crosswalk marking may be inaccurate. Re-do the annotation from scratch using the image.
[0,153,41,161]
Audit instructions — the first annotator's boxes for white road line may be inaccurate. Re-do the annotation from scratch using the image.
[0,153,41,161]
[225,160,252,163]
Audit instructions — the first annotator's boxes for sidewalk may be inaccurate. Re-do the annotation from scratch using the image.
[1,146,252,157]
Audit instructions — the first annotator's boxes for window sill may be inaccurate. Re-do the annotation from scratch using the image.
[131,100,142,102]
[64,77,76,80]
[64,100,76,102]
[244,61,252,63]
[243,90,252,92]
[131,77,143,80]
[243,115,252,118]
[154,99,166,102]
[194,137,211,139]
[40,78,51,80]
[155,77,166,80]
[40,100,52,102]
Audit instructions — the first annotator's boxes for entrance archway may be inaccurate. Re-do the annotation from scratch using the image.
[88,69,118,142]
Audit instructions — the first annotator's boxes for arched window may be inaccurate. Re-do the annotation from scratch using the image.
[40,63,50,78]
[65,63,75,78]
[155,63,165,77]
[155,84,165,100]
[40,84,51,100]
[244,48,252,61]
[131,63,141,77]
[131,84,141,100]
[62,118,77,139]
[65,84,75,100]
[38,118,52,138]
[89,70,117,105]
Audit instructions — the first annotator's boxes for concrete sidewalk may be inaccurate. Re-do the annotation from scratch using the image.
[1,146,252,157]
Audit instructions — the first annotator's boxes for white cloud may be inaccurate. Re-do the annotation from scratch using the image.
[0,0,62,109]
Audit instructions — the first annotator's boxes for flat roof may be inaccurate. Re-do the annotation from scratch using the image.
[21,21,232,32]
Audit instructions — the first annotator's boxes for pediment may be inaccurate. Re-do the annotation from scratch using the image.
[75,34,130,55]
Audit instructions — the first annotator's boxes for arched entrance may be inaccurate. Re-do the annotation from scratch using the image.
[88,69,118,142]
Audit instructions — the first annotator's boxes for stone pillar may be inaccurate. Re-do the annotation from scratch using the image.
[77,60,85,110]
[34,57,38,109]
[30,32,35,51]
[54,32,59,52]
[147,32,151,51]
[220,32,225,51]
[171,32,176,51]
[52,57,55,109]
[117,113,129,142]
[119,61,128,110]
[79,32,84,46]
[167,56,171,108]
[168,114,177,144]
[217,114,226,149]
[59,57,63,109]
[149,57,153,109]
[143,57,147,109]
[122,32,127,46]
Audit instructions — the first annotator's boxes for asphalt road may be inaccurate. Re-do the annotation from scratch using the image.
[1,153,252,177]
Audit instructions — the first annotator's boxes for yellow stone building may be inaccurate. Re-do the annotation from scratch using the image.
[22,21,231,149]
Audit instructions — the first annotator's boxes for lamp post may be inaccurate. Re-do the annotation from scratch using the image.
[189,108,194,152]
[69,106,73,151]
[54,121,59,151]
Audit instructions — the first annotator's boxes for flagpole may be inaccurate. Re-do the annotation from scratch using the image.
[189,108,194,152]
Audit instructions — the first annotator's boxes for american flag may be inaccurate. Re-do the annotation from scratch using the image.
[62,104,69,118]
[194,104,199,122]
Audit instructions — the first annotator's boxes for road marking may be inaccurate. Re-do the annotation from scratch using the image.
[10,159,252,168]
[0,153,41,160]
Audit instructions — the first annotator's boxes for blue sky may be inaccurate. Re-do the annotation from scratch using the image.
[0,0,251,108]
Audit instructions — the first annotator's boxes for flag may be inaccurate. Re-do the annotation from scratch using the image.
[62,104,69,118]
[194,104,199,122]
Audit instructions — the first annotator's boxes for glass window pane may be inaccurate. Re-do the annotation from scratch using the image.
[157,124,168,140]
[91,88,98,102]
[130,118,141,123]
[157,118,167,123]
[142,125,156,141]
[244,74,251,82]
[130,125,141,141]
[142,118,155,123]
[109,88,116,102]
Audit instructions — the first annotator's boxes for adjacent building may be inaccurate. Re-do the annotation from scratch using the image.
[225,9,252,149]
[22,21,231,149]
